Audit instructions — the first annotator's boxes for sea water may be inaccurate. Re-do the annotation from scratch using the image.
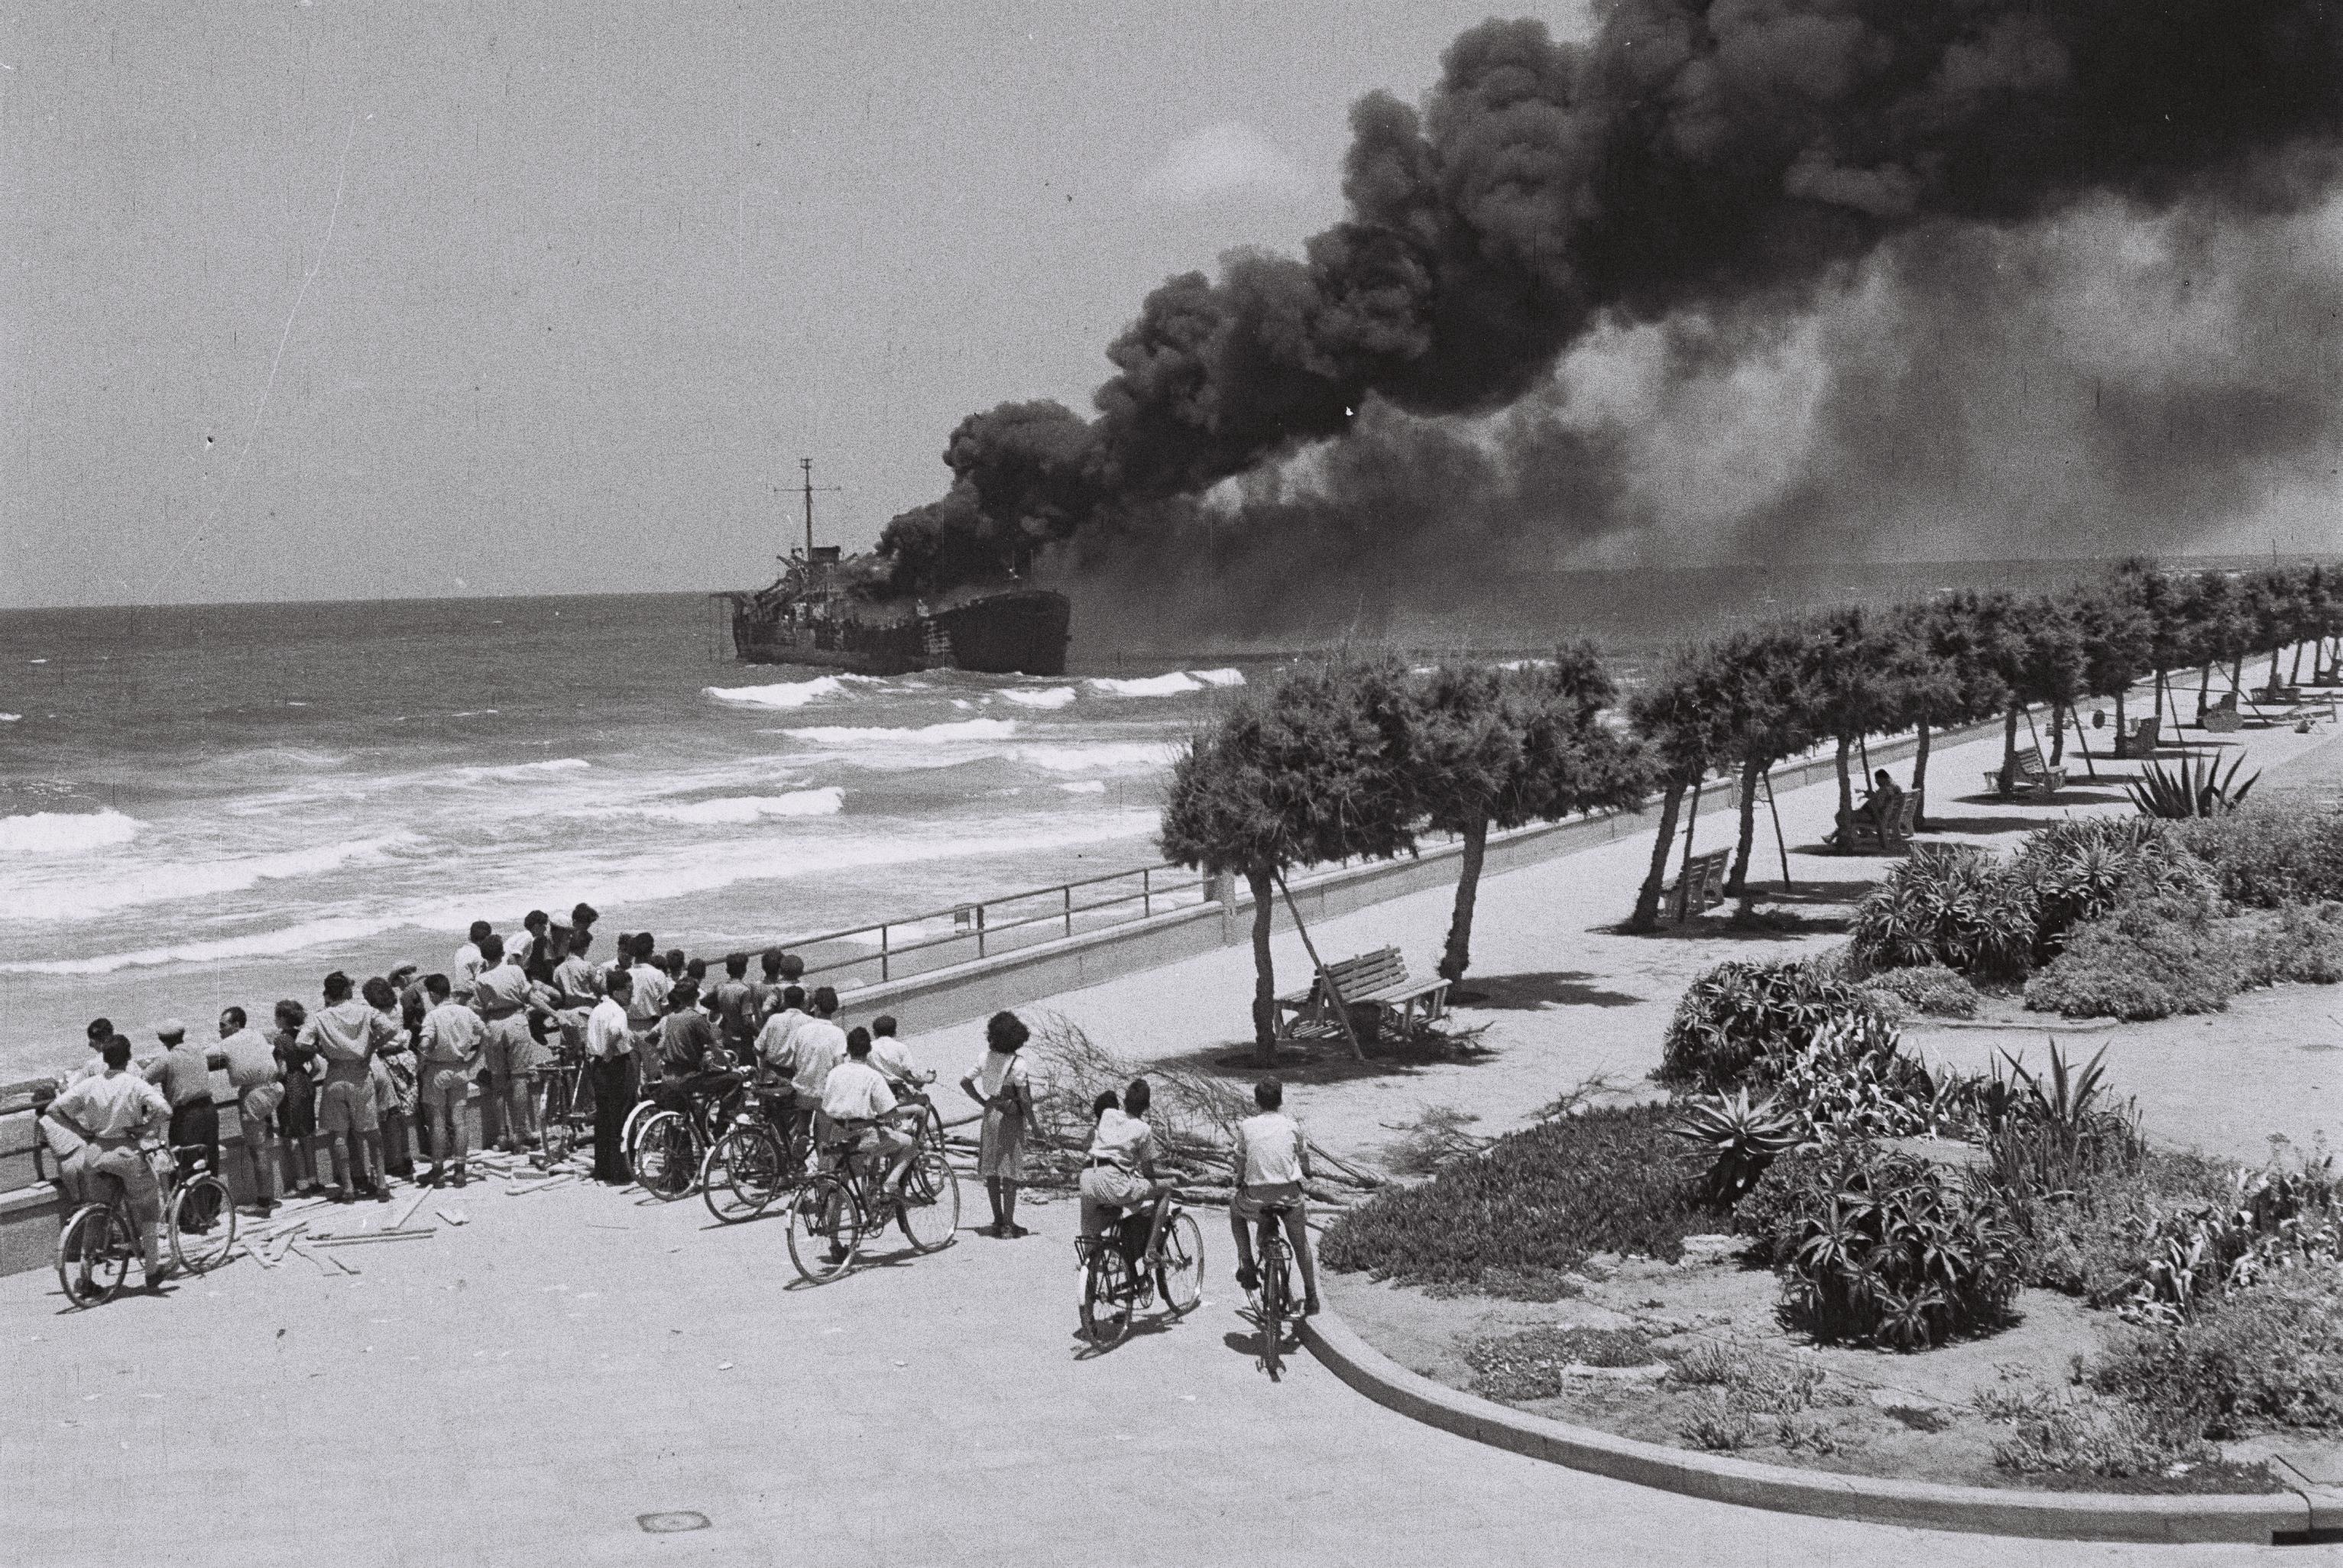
[0,561,2185,1079]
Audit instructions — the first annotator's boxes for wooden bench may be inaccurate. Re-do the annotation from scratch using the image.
[2111,716,2160,759]
[1660,847,1731,922]
[1982,745,2066,798]
[1832,792,1920,853]
[1275,946,1450,1042]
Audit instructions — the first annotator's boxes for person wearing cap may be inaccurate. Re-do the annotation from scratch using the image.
[217,1006,284,1216]
[46,1035,172,1287]
[143,1019,220,1180]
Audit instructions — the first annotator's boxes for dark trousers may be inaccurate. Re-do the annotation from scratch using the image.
[168,1100,219,1179]
[588,1057,631,1183]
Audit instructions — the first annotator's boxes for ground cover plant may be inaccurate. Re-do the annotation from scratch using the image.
[1856,963,1983,1020]
[2179,802,2343,906]
[1320,1103,1720,1293]
[1657,959,1891,1090]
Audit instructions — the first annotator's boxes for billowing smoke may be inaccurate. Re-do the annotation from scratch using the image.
[875,5,2343,607]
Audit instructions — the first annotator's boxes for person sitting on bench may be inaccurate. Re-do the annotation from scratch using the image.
[1862,769,1905,838]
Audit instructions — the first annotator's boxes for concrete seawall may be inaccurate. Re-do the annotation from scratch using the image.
[0,714,1994,1277]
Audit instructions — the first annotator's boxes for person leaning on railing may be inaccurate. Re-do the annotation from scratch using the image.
[44,1034,172,1288]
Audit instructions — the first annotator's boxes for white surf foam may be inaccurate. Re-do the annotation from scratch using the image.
[0,808,142,855]
[1084,668,1245,698]
[704,676,863,710]
[447,757,591,784]
[1018,741,1180,773]
[643,788,845,825]
[0,714,20,723]
[1057,780,1108,795]
[0,834,413,924]
[783,718,1019,745]
[998,686,1078,710]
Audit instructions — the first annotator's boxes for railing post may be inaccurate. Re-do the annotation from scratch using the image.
[977,903,986,958]
[1063,885,1074,938]
[880,923,890,982]
[1142,867,1152,918]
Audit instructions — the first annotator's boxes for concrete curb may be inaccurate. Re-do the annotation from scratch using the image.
[1299,1304,2315,1544]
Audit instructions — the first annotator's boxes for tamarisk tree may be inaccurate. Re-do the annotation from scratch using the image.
[1415,644,1648,985]
[1158,655,1421,1064]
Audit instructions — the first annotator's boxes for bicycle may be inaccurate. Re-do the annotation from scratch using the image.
[1077,1188,1205,1350]
[532,1041,591,1168]
[699,1078,812,1224]
[1245,1201,1301,1381]
[631,1068,751,1202]
[55,1140,237,1307]
[783,1112,961,1283]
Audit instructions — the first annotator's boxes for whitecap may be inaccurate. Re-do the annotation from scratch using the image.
[447,757,591,783]
[0,834,413,924]
[642,788,845,825]
[1019,742,1180,773]
[783,718,1019,745]
[1084,668,1245,698]
[0,808,141,855]
[0,713,19,723]
[705,676,855,710]
[999,686,1078,710]
[1057,780,1108,795]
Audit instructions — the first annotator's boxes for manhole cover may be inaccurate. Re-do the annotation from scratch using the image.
[637,1512,711,1534]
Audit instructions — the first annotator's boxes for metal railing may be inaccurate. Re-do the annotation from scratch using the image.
[785,863,1220,988]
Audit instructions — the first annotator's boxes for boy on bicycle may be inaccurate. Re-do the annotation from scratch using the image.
[1230,1077,1321,1317]
[818,1029,917,1200]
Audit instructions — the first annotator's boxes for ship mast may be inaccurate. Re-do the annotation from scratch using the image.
[801,457,815,558]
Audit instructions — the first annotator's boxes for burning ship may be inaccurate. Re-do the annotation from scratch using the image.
[717,461,1071,677]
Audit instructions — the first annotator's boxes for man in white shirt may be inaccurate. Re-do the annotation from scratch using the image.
[1229,1077,1320,1317]
[754,986,809,1072]
[453,920,494,1004]
[418,973,487,1187]
[818,1028,914,1197]
[783,986,848,1108]
[44,1035,172,1285]
[864,1014,932,1092]
[585,972,634,1184]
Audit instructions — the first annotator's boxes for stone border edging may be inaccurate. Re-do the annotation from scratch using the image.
[1299,1304,2313,1544]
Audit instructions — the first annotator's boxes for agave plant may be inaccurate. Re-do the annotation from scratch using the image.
[1669,1088,1801,1201]
[2127,752,2260,819]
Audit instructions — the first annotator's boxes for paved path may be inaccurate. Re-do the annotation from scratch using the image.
[5,705,2335,1565]
[0,1174,2286,1567]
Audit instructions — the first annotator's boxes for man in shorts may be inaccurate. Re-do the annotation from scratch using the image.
[298,970,401,1203]
[417,973,485,1187]
[1229,1077,1321,1317]
[818,1029,915,1194]
[472,935,539,1152]
[217,1006,284,1216]
[47,1035,173,1286]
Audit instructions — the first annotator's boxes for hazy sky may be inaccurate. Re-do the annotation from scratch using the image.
[0,2,1580,608]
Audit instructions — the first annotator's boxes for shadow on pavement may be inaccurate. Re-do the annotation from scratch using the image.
[1453,971,1644,1011]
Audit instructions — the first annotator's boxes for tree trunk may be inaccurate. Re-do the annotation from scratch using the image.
[1246,866,1277,1065]
[2113,688,2127,753]
[2001,707,2020,792]
[2048,702,2067,766]
[1628,782,1686,931]
[1437,816,1489,983]
[2152,668,2164,721]
[1911,721,1933,830]
[2291,640,2306,684]
[2229,655,2244,695]
[1726,756,1761,896]
[1834,736,1855,824]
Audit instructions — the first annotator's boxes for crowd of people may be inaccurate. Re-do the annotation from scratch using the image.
[36,898,1322,1313]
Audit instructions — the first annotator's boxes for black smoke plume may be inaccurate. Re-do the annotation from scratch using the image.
[875,4,2343,603]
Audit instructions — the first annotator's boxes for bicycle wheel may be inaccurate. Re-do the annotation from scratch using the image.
[170,1173,238,1275]
[1081,1243,1135,1348]
[633,1111,698,1201]
[618,1097,660,1165]
[1155,1210,1205,1317]
[897,1158,961,1253]
[1258,1235,1287,1380]
[537,1071,578,1165]
[702,1124,783,1224]
[785,1176,861,1284]
[57,1204,131,1307]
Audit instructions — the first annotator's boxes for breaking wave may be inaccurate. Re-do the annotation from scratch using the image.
[1084,668,1245,698]
[640,788,846,824]
[704,675,872,710]
[782,718,1020,745]
[0,808,143,855]
[997,686,1078,709]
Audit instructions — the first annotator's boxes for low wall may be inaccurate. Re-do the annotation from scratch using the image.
[0,711,2002,1279]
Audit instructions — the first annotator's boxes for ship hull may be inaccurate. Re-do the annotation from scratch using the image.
[725,588,1071,677]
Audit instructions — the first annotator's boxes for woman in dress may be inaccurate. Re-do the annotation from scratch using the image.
[959,1010,1043,1239]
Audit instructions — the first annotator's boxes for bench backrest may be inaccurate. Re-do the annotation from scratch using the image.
[1323,947,1408,1000]
[2014,746,2050,776]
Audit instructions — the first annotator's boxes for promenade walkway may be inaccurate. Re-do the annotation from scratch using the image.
[3,712,2334,1566]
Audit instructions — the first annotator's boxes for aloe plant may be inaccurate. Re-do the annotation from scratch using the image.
[1668,1089,1800,1200]
[2127,752,2259,819]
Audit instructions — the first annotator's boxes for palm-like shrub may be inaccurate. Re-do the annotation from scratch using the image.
[2128,753,2260,819]
[2012,818,2210,962]
[1669,1090,1800,1202]
[1773,1142,2024,1350]
[1767,1016,1942,1143]
[1657,960,1890,1090]
[1851,844,2037,978]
